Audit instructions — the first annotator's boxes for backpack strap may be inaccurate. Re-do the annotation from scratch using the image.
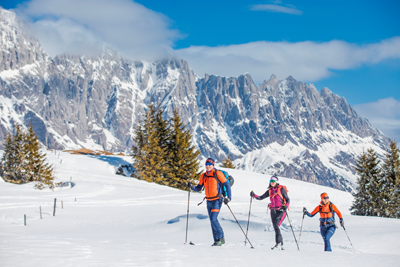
[277,186,287,205]
[269,186,287,204]
[213,169,226,197]
[202,169,223,200]
[319,202,334,216]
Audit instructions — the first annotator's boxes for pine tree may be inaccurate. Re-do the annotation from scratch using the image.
[364,148,382,216]
[5,124,30,183]
[132,105,201,190]
[221,155,236,169]
[0,124,53,189]
[132,103,169,184]
[0,132,17,182]
[154,103,171,153]
[25,126,54,190]
[167,108,201,190]
[351,150,370,215]
[381,140,400,218]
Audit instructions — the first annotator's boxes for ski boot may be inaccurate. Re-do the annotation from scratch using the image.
[212,237,225,246]
[271,242,284,250]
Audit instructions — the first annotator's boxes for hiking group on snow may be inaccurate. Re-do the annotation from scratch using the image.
[187,158,349,251]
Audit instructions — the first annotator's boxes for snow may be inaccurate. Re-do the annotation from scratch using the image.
[0,68,21,81]
[1,151,399,267]
[235,128,387,191]
[103,128,117,145]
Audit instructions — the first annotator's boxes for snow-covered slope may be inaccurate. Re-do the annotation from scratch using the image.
[0,152,399,267]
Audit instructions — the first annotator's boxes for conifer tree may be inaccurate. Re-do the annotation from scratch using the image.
[132,103,169,184]
[221,155,236,169]
[25,126,54,189]
[132,105,201,190]
[154,103,171,153]
[167,108,201,190]
[365,148,382,216]
[381,140,400,218]
[0,124,54,189]
[351,150,370,215]
[0,132,17,183]
[3,124,30,183]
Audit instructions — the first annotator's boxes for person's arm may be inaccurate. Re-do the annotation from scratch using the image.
[306,206,320,217]
[332,204,343,219]
[191,175,204,192]
[255,190,270,200]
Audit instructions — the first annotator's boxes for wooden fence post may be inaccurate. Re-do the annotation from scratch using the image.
[53,198,57,216]
[24,214,26,226]
[40,206,42,219]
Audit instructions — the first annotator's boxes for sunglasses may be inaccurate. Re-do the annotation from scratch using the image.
[270,180,277,183]
[205,163,213,166]
[323,197,329,200]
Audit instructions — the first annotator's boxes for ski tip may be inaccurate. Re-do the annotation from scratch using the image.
[189,241,195,245]
[251,246,255,249]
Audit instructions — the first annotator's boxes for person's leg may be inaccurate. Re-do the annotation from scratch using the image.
[207,200,217,242]
[209,199,224,242]
[320,225,331,251]
[271,210,283,244]
[324,225,336,251]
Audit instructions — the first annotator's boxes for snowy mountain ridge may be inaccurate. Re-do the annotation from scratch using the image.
[0,9,389,192]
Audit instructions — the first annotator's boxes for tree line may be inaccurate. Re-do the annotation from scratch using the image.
[0,124,54,189]
[131,103,201,190]
[351,140,400,218]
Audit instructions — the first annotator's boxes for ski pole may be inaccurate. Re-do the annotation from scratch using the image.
[184,188,191,245]
[244,194,253,246]
[226,203,255,249]
[342,225,355,253]
[298,211,305,244]
[285,210,300,251]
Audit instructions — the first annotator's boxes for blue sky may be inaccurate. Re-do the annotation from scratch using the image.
[1,0,400,141]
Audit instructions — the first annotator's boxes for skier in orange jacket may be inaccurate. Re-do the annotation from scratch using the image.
[303,193,344,251]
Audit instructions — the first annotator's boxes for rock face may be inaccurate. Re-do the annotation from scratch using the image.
[0,9,389,192]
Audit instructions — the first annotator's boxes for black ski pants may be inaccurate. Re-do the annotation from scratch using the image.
[270,209,286,244]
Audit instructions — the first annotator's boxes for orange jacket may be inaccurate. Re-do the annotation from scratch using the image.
[198,169,227,201]
[310,201,343,220]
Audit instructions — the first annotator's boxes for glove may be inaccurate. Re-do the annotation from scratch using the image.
[340,218,344,227]
[303,207,307,215]
[187,182,192,188]
[250,191,255,198]
[223,197,231,205]
[281,205,287,211]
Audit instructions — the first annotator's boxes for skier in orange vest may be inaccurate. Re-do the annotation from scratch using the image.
[303,192,344,251]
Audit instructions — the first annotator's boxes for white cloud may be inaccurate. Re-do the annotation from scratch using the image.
[354,98,400,142]
[250,4,302,15]
[174,37,400,83]
[14,0,180,60]
[249,1,302,15]
[8,0,400,86]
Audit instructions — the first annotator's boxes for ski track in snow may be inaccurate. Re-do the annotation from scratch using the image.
[1,151,400,267]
